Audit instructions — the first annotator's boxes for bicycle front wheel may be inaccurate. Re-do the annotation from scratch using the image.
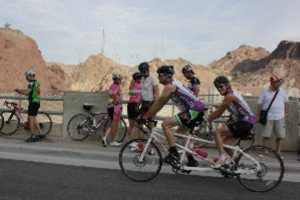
[119,139,162,182]
[103,117,127,143]
[235,145,284,192]
[0,111,20,135]
[67,114,90,141]
[36,111,52,136]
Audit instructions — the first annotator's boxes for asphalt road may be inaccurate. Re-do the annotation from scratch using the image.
[1,158,300,200]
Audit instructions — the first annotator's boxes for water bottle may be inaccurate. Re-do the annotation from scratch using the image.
[189,142,194,149]
[195,148,208,158]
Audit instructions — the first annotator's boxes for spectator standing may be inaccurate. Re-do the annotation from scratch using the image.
[14,69,44,142]
[257,75,289,159]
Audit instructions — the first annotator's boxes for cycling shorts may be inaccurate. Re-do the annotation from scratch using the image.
[175,110,204,130]
[28,102,40,116]
[140,101,154,120]
[227,121,253,138]
[127,102,140,120]
[107,105,121,122]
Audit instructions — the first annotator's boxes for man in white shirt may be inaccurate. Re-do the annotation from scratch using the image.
[138,62,159,129]
[257,75,289,159]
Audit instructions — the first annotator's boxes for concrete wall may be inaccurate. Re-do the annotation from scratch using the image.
[244,96,299,151]
[9,92,299,151]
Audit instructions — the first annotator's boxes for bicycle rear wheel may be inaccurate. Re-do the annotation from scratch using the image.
[36,111,52,136]
[0,111,20,135]
[67,114,90,141]
[103,117,127,143]
[235,145,284,192]
[193,121,214,147]
[119,139,162,182]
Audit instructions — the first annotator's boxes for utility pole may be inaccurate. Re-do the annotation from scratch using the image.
[161,32,164,60]
[102,29,105,55]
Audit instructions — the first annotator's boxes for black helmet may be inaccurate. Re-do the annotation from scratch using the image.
[132,72,142,80]
[182,65,194,74]
[214,76,229,86]
[156,65,174,76]
[138,62,150,72]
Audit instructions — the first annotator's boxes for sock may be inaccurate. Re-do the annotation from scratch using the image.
[187,154,195,161]
[219,154,226,161]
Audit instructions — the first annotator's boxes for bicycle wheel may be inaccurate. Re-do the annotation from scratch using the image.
[119,139,162,182]
[0,111,20,135]
[67,114,90,141]
[235,145,284,192]
[36,111,52,136]
[0,112,4,131]
[193,121,214,147]
[103,117,127,143]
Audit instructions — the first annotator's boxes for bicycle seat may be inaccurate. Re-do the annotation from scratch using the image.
[83,103,94,111]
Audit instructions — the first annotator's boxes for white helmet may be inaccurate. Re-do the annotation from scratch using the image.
[112,73,122,80]
[24,69,35,76]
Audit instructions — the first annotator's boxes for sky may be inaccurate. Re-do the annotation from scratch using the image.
[1,0,300,66]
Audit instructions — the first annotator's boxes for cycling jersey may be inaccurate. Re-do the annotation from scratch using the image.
[226,89,255,124]
[187,77,200,95]
[168,79,205,112]
[27,80,40,104]
[108,83,121,107]
[128,82,142,103]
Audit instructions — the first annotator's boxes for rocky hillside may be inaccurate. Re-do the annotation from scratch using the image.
[1,28,300,98]
[0,28,70,95]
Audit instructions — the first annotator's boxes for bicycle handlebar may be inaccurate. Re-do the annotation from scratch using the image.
[3,101,18,109]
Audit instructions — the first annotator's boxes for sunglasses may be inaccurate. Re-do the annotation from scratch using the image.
[216,84,224,89]
[158,74,165,77]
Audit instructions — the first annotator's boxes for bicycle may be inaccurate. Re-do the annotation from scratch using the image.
[67,103,128,143]
[0,112,4,132]
[119,119,284,192]
[0,101,52,136]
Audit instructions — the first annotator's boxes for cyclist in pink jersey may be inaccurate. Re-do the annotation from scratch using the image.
[127,72,144,151]
[102,73,123,147]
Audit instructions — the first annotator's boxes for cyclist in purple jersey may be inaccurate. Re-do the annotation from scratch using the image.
[182,65,201,97]
[137,65,206,167]
[207,76,255,169]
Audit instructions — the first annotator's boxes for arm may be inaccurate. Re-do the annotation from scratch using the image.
[206,94,235,122]
[144,85,174,119]
[192,86,199,97]
[256,104,263,122]
[15,88,30,96]
[152,85,159,102]
[284,102,289,118]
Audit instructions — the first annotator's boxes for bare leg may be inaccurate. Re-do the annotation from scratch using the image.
[109,122,118,142]
[276,138,283,153]
[214,125,233,159]
[262,137,270,148]
[128,119,136,140]
[28,116,36,135]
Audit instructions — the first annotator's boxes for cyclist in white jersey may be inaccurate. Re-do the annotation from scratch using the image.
[206,76,255,169]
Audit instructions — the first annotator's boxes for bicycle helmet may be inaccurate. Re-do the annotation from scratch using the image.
[182,65,194,74]
[138,62,150,72]
[156,65,174,77]
[132,72,142,80]
[24,69,35,76]
[213,76,229,86]
[112,73,122,80]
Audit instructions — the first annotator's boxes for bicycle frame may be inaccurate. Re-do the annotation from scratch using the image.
[139,127,261,175]
[5,103,28,127]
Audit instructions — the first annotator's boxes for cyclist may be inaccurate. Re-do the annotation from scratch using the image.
[127,72,143,150]
[138,62,159,154]
[182,65,201,97]
[14,69,44,142]
[181,65,201,150]
[137,65,206,167]
[102,73,123,147]
[206,76,255,169]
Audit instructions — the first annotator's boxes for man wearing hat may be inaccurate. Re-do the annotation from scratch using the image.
[256,75,289,159]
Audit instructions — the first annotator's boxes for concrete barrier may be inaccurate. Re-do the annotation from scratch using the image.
[8,92,299,151]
